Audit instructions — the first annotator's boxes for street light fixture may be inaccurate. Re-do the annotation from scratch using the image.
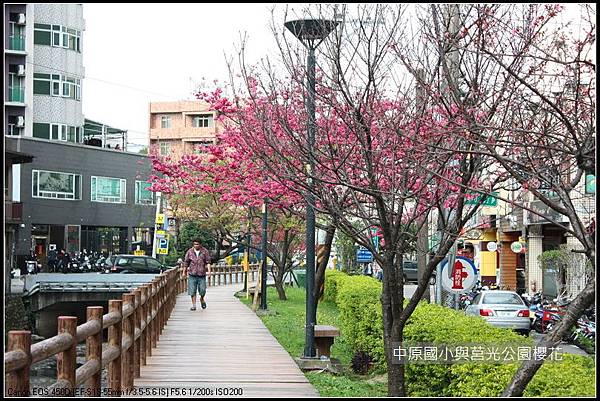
[285,18,338,359]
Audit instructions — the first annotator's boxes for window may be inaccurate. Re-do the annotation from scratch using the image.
[33,123,50,139]
[131,257,147,269]
[116,257,130,267]
[62,80,71,97]
[192,140,214,154]
[192,114,214,128]
[585,174,595,194]
[34,73,80,100]
[482,293,524,305]
[32,170,81,200]
[159,142,171,156]
[146,258,162,269]
[161,116,172,128]
[7,116,23,136]
[135,181,155,205]
[36,24,81,51]
[91,176,126,203]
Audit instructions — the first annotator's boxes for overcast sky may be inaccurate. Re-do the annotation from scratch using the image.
[81,3,592,151]
[82,3,287,150]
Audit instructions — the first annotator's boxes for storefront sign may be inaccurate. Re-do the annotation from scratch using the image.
[440,256,478,293]
[486,242,498,252]
[510,241,525,253]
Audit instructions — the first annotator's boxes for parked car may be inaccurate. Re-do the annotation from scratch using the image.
[465,290,531,336]
[402,261,436,285]
[102,255,172,274]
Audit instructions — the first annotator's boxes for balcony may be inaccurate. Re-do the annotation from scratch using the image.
[5,201,23,224]
[9,35,26,51]
[8,86,25,104]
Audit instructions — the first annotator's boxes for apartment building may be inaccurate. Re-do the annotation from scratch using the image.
[149,100,221,160]
[4,4,156,273]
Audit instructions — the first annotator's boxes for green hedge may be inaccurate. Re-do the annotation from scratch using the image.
[325,270,596,397]
[336,274,385,371]
[448,355,596,396]
[403,301,531,396]
[323,269,354,303]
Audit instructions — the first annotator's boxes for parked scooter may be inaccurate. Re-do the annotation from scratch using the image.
[24,252,41,275]
[459,282,483,310]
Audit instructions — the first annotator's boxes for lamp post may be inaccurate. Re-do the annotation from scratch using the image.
[260,199,268,310]
[284,18,338,359]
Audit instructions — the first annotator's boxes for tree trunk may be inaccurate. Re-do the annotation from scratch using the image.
[502,279,595,396]
[314,224,336,308]
[381,251,406,396]
[274,279,287,301]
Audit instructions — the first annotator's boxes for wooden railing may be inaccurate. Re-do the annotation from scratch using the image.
[4,267,184,397]
[207,264,260,287]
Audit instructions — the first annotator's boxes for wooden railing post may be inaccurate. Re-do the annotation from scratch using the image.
[122,293,135,391]
[133,289,142,379]
[5,331,31,397]
[140,286,148,366]
[85,306,103,396]
[159,277,165,335]
[229,267,233,284]
[170,272,176,316]
[57,316,77,396]
[151,280,158,349]
[108,300,122,396]
[218,267,222,286]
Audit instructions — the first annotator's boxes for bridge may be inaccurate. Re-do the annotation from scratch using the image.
[4,265,318,397]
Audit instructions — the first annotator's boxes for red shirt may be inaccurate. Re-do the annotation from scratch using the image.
[184,247,211,276]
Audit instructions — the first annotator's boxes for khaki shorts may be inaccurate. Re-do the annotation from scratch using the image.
[188,274,207,297]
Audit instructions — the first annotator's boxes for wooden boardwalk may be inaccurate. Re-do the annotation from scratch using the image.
[135,283,319,397]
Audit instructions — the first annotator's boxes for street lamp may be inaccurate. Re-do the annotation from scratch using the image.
[260,199,268,310]
[285,18,338,359]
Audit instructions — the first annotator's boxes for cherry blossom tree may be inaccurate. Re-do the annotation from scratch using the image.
[196,4,498,395]
[395,4,595,395]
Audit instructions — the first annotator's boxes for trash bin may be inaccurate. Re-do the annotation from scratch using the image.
[295,269,306,288]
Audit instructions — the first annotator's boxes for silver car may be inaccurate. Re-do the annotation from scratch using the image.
[465,290,531,336]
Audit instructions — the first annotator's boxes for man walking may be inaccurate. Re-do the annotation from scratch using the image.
[183,239,212,311]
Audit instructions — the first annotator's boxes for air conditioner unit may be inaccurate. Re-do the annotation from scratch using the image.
[17,13,26,25]
[17,65,26,76]
[16,116,25,127]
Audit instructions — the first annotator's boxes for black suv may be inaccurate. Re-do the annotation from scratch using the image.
[103,255,171,274]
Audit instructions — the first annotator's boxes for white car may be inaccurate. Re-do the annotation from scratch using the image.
[465,290,531,336]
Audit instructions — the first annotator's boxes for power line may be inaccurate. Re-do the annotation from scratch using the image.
[27,61,181,99]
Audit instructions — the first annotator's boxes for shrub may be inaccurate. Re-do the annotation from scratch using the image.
[402,301,531,396]
[336,275,385,371]
[448,355,595,397]
[323,271,595,397]
[323,269,353,303]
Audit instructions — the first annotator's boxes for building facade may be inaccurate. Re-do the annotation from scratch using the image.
[149,100,221,160]
[4,4,156,273]
[9,136,156,268]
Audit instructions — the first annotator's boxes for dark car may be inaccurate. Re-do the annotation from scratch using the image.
[103,255,172,274]
[402,261,436,285]
[377,261,437,284]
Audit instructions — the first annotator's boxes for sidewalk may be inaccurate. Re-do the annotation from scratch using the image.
[135,283,319,397]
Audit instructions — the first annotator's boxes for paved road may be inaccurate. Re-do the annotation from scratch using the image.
[530,331,592,357]
[404,283,436,302]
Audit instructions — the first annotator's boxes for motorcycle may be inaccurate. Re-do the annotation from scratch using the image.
[459,282,483,310]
